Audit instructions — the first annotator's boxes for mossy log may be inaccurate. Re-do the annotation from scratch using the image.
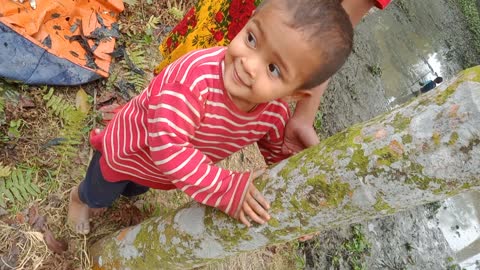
[90,66,480,269]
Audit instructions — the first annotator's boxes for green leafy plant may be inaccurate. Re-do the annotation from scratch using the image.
[343,225,371,270]
[145,15,161,37]
[117,46,150,93]
[43,88,88,158]
[167,0,187,20]
[0,167,40,208]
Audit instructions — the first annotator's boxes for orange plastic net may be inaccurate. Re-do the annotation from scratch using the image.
[0,0,124,77]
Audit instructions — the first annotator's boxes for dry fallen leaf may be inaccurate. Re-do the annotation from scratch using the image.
[75,88,91,113]
[43,228,68,254]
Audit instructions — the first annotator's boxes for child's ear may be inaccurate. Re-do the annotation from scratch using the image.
[284,90,312,102]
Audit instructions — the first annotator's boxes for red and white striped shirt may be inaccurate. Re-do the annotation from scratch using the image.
[90,47,291,217]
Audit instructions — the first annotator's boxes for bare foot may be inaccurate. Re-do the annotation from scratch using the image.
[68,186,90,234]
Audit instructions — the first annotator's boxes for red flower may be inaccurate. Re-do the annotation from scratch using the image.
[227,22,243,40]
[229,0,256,20]
[214,30,224,42]
[175,19,188,36]
[166,36,173,49]
[185,7,195,19]
[189,17,197,28]
[215,11,224,23]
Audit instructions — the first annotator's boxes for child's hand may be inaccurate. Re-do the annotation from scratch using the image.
[237,169,270,227]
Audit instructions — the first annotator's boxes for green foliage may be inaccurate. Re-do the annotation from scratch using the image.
[314,111,323,133]
[0,168,40,208]
[168,0,187,20]
[117,47,150,93]
[456,0,480,57]
[343,225,370,270]
[8,119,23,138]
[145,15,161,37]
[43,88,88,158]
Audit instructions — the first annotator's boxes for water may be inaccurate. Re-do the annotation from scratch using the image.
[436,191,480,269]
[316,0,480,268]
[369,1,480,267]
[370,0,468,108]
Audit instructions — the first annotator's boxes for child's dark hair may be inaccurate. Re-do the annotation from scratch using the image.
[434,77,443,84]
[259,0,353,89]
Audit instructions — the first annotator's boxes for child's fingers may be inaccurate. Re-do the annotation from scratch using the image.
[245,197,269,224]
[251,187,270,210]
[238,210,251,227]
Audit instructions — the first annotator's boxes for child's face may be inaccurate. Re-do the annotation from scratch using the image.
[224,1,320,112]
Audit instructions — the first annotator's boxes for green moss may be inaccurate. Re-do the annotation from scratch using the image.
[448,132,459,145]
[363,135,375,143]
[373,196,394,214]
[406,175,441,190]
[289,197,301,210]
[373,145,402,167]
[461,182,472,189]
[268,218,280,228]
[435,84,457,105]
[300,165,309,177]
[346,148,369,176]
[462,65,480,82]
[432,132,441,146]
[402,134,413,144]
[278,152,304,179]
[391,113,411,132]
[321,125,363,153]
[253,176,268,192]
[306,176,351,207]
[271,197,285,213]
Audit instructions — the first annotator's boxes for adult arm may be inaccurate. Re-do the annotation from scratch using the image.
[282,0,391,154]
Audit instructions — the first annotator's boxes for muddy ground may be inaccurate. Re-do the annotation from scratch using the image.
[300,0,480,269]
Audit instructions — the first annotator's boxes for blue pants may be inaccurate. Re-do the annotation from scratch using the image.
[78,151,149,208]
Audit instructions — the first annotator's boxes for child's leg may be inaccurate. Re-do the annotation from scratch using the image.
[121,182,150,197]
[68,151,142,234]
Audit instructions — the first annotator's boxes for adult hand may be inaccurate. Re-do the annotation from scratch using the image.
[281,115,320,155]
[237,169,270,227]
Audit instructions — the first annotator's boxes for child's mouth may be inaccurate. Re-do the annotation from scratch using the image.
[233,65,249,87]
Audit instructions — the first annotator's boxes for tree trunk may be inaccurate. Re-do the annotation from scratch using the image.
[90,66,480,269]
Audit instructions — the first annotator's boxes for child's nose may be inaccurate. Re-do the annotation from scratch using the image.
[240,57,256,80]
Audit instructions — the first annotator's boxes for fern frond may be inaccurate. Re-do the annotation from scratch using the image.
[43,88,88,159]
[0,168,40,208]
[120,47,149,92]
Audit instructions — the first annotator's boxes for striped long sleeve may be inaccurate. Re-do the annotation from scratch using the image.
[91,47,291,218]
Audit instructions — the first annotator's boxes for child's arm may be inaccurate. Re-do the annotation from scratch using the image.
[147,82,260,221]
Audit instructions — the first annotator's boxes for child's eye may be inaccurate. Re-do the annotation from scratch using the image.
[268,64,281,78]
[246,32,256,47]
